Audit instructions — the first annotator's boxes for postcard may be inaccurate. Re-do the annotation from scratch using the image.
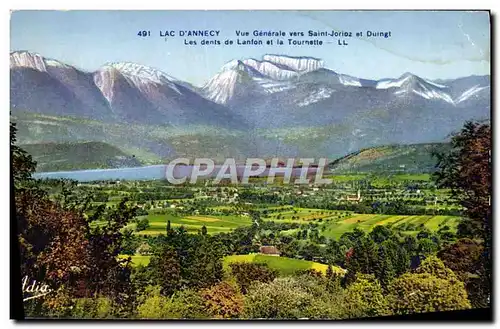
[10,10,491,320]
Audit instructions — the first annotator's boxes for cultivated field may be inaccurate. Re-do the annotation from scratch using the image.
[320,214,460,239]
[127,213,252,235]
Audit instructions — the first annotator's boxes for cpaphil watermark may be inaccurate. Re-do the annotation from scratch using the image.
[165,157,332,185]
[22,276,53,302]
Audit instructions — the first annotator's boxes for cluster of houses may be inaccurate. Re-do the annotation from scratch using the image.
[338,189,363,203]
[195,187,240,203]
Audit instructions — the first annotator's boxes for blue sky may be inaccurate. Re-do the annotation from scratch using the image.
[11,10,490,86]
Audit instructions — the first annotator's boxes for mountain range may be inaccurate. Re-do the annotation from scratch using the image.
[10,51,490,171]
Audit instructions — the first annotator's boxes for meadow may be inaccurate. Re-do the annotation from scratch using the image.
[118,254,151,266]
[223,254,345,276]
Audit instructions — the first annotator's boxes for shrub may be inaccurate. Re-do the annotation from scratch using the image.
[243,278,313,319]
[387,257,471,314]
[415,256,459,281]
[71,297,114,319]
[136,286,172,319]
[229,262,277,294]
[135,217,150,232]
[200,281,244,319]
[342,274,390,319]
[136,286,207,319]
[243,277,343,319]
[437,239,483,281]
[167,289,208,319]
[387,273,471,314]
[295,269,323,279]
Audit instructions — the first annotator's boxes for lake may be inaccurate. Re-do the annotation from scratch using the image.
[33,164,323,183]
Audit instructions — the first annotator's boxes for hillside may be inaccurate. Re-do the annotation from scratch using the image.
[20,141,142,172]
[328,143,452,174]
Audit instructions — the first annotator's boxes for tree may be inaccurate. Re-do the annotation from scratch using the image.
[325,240,347,266]
[149,245,181,296]
[299,241,321,261]
[137,288,208,319]
[296,231,302,240]
[243,277,340,319]
[392,243,411,276]
[136,242,152,256]
[417,238,438,256]
[295,269,323,279]
[415,256,459,281]
[13,123,90,314]
[11,121,36,187]
[12,123,137,316]
[84,200,138,309]
[70,296,115,319]
[201,225,208,236]
[437,239,486,308]
[17,191,91,290]
[433,121,491,306]
[166,220,172,235]
[168,289,208,319]
[136,286,174,319]
[188,236,224,289]
[121,228,140,255]
[150,231,224,292]
[325,265,343,294]
[339,228,365,249]
[373,245,396,289]
[229,262,277,294]
[342,274,390,318]
[434,121,491,238]
[344,237,377,285]
[437,239,483,280]
[387,272,470,315]
[326,264,334,279]
[135,217,150,232]
[403,236,418,256]
[369,225,393,244]
[388,256,471,314]
[200,281,244,319]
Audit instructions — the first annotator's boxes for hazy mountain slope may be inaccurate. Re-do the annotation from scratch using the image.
[328,143,453,173]
[20,141,142,172]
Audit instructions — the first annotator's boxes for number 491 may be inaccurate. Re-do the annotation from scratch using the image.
[137,30,151,37]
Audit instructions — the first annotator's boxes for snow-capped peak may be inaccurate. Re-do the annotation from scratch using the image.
[201,57,301,104]
[10,51,68,71]
[242,58,299,81]
[201,61,263,105]
[377,72,447,90]
[201,71,246,105]
[96,62,183,96]
[102,62,179,85]
[455,84,490,104]
[376,73,414,89]
[262,54,324,73]
[376,72,455,104]
[213,55,326,82]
